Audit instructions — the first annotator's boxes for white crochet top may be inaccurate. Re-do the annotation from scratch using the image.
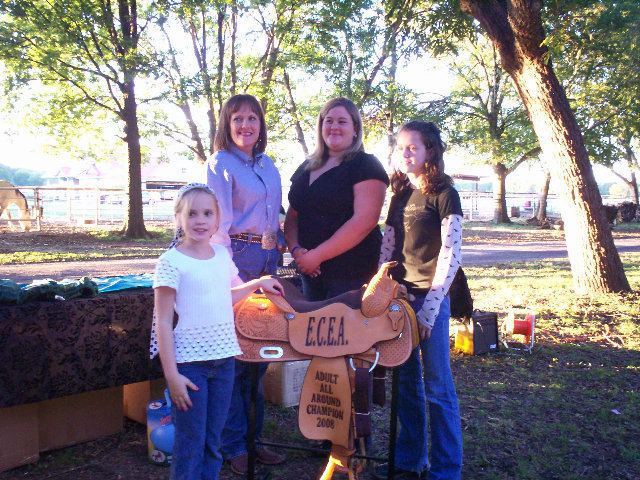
[150,245,243,363]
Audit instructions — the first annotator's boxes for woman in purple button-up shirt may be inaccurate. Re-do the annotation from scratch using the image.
[206,94,285,474]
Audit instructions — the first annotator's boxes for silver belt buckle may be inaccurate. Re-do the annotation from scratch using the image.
[261,231,277,250]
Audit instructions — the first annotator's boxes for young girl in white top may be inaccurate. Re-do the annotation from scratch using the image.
[151,183,282,480]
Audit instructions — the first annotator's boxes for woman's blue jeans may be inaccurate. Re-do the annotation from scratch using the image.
[395,295,463,480]
[170,358,235,480]
[221,240,278,460]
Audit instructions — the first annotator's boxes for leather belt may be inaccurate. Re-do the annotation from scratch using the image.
[230,232,277,250]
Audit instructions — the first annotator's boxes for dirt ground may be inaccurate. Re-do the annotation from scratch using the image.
[2,218,639,255]
[1,220,639,480]
[1,218,560,256]
[4,220,640,283]
[0,221,172,256]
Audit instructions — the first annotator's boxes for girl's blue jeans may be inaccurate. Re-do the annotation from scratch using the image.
[170,357,235,480]
[221,240,278,460]
[395,295,463,480]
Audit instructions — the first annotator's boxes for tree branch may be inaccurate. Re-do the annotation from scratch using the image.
[506,146,542,175]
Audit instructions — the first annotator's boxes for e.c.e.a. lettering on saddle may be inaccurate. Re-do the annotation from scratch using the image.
[233,262,419,479]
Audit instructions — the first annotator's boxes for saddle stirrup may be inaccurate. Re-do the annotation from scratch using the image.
[320,454,359,480]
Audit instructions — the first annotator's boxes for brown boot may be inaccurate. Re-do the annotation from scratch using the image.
[227,454,248,475]
[256,447,286,465]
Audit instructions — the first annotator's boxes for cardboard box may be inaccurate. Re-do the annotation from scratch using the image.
[123,379,166,424]
[262,360,311,408]
[0,403,39,472]
[38,387,124,452]
[1,387,124,472]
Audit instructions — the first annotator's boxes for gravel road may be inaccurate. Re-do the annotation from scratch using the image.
[2,237,640,284]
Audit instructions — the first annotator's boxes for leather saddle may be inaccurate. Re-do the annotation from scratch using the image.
[234,262,418,478]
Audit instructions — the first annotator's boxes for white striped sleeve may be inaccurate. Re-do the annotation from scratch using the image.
[378,224,395,267]
[415,214,462,329]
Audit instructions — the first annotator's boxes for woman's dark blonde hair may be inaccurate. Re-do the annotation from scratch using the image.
[390,121,453,196]
[306,97,364,171]
[214,94,267,155]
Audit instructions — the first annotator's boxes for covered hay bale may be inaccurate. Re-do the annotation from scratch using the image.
[603,204,618,224]
[616,202,638,223]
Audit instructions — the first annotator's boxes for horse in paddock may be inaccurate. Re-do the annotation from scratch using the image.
[0,180,31,231]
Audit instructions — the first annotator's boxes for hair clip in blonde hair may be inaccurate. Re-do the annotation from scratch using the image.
[169,226,184,250]
[177,182,215,198]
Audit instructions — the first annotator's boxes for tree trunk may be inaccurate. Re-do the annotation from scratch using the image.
[215,6,225,110]
[386,42,398,164]
[188,12,216,158]
[461,0,629,293]
[493,162,511,223]
[344,40,353,98]
[180,103,207,164]
[116,0,146,239]
[610,168,638,206]
[230,3,237,95]
[536,169,551,221]
[259,36,279,113]
[283,70,308,155]
[205,10,218,155]
[630,171,639,205]
[623,143,639,205]
[121,79,147,239]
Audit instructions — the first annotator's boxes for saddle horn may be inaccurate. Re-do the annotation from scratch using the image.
[361,261,398,318]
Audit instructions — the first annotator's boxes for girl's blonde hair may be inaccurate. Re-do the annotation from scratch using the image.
[171,184,220,247]
[214,94,267,155]
[306,97,364,171]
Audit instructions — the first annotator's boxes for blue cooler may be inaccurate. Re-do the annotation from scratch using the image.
[147,389,175,466]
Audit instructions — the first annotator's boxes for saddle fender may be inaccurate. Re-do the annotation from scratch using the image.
[234,295,310,362]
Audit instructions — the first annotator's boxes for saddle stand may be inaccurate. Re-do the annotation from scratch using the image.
[234,262,418,479]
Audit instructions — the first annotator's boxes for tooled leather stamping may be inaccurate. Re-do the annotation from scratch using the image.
[233,262,418,478]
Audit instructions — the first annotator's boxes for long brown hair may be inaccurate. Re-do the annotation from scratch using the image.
[390,121,453,196]
[214,94,267,155]
[306,97,364,171]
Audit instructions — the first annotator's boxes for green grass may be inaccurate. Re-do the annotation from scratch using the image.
[89,225,175,243]
[0,224,172,264]
[1,249,166,264]
[465,220,539,230]
[451,253,640,479]
[259,254,640,480]
[462,221,567,243]
[613,222,640,234]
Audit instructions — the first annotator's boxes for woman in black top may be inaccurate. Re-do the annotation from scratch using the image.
[284,97,389,300]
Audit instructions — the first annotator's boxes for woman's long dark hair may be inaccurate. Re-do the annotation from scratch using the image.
[390,121,453,196]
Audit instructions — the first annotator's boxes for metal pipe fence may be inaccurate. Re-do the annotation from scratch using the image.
[1,185,632,229]
[1,186,177,229]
